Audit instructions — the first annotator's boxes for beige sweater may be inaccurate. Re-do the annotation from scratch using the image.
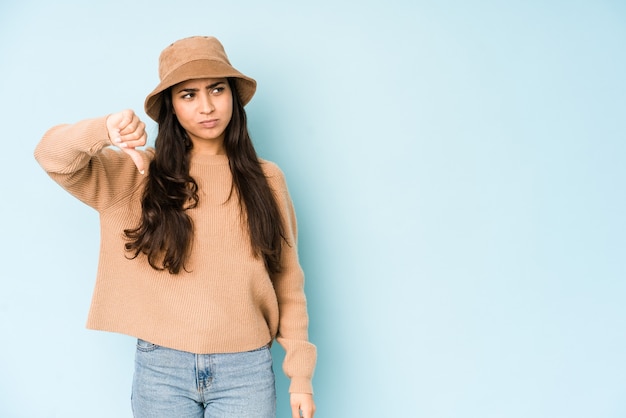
[34,117,316,394]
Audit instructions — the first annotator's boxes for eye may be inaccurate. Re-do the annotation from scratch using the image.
[181,92,195,99]
[211,86,225,95]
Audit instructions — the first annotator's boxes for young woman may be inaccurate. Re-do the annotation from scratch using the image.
[34,36,316,418]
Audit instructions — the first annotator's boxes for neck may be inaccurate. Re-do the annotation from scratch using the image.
[191,139,226,157]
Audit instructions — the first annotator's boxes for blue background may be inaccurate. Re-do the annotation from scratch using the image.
[1,1,625,417]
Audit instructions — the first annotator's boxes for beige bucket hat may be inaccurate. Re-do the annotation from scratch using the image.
[144,36,257,121]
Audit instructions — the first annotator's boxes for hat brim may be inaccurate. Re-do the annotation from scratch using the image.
[144,59,256,121]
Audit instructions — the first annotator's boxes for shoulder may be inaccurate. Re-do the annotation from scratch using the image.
[259,159,288,190]
[259,159,285,181]
[259,158,283,176]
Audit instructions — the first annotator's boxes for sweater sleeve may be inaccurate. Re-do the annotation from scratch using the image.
[34,117,150,211]
[265,162,317,394]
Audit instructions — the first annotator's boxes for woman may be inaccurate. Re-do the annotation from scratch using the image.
[34,35,316,418]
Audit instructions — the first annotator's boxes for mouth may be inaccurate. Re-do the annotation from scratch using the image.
[199,119,219,128]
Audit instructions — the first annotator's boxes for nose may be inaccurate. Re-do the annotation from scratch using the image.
[199,92,214,114]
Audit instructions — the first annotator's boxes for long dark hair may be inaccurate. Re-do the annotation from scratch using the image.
[124,78,285,275]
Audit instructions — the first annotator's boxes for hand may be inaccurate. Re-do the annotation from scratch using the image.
[106,109,147,174]
[290,393,315,418]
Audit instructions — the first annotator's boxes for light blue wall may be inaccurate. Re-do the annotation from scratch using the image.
[1,1,625,417]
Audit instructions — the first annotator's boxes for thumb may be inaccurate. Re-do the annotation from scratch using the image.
[122,147,145,175]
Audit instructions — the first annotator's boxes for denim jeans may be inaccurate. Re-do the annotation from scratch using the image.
[131,339,276,418]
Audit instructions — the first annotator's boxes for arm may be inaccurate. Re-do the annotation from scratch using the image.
[265,164,317,417]
[34,110,148,211]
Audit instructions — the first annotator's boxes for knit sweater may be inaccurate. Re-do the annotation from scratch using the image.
[34,117,316,394]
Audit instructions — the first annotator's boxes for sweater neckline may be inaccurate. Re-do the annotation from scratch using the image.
[190,154,229,166]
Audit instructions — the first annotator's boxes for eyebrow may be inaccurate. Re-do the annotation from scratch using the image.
[176,81,225,94]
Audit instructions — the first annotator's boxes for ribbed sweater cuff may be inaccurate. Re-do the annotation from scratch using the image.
[289,377,313,395]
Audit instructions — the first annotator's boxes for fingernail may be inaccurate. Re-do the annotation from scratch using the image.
[119,142,127,148]
[139,170,145,175]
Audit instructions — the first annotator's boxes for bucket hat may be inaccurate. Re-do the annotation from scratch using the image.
[144,36,256,121]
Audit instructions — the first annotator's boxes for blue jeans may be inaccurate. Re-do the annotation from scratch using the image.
[131,339,276,417]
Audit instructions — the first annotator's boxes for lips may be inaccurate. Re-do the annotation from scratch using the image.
[199,119,218,128]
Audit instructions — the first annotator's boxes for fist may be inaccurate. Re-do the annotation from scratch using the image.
[106,109,147,174]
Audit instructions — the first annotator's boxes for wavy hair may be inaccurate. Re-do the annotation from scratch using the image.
[124,78,285,275]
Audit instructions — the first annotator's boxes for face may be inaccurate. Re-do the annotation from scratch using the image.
[171,77,233,153]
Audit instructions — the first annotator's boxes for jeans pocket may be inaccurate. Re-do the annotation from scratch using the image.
[136,339,160,353]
